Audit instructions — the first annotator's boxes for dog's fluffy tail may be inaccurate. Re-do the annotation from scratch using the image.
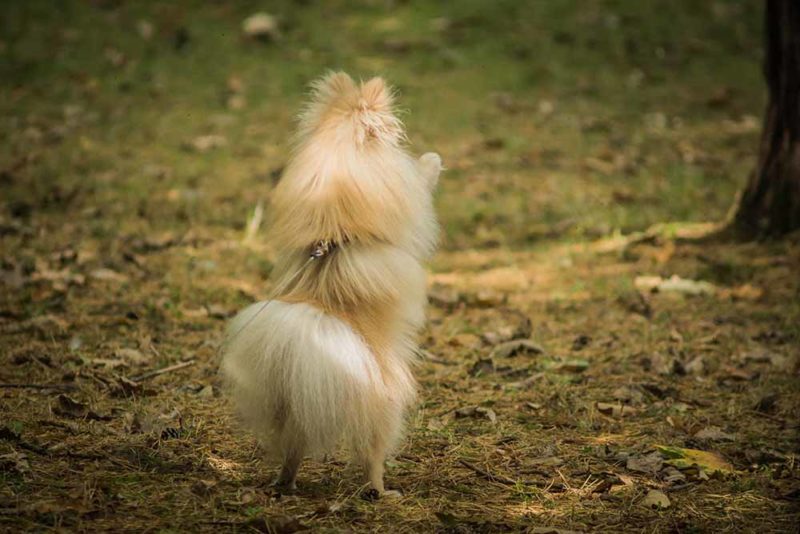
[221,300,413,458]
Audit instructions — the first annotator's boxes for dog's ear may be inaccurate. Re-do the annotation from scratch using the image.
[359,77,393,112]
[311,71,358,105]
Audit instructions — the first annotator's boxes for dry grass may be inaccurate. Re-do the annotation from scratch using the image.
[1,228,798,532]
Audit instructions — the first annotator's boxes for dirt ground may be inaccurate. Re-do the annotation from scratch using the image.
[1,1,799,532]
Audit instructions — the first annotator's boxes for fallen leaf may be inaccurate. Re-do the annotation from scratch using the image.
[470,289,506,307]
[181,306,209,319]
[693,426,735,442]
[739,349,788,369]
[89,357,127,369]
[454,406,497,424]
[612,385,645,404]
[468,358,495,377]
[197,385,215,398]
[635,275,716,296]
[206,304,232,319]
[52,394,110,421]
[115,348,150,365]
[528,456,563,467]
[639,382,677,399]
[626,452,664,474]
[110,376,146,397]
[655,445,734,474]
[90,268,128,283]
[724,284,763,300]
[597,402,638,417]
[426,417,446,431]
[683,355,705,375]
[548,359,589,373]
[719,365,758,382]
[642,353,679,376]
[662,466,687,485]
[475,407,497,424]
[428,283,460,308]
[450,333,482,349]
[490,339,544,358]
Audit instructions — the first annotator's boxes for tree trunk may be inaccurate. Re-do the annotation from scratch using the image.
[733,0,800,236]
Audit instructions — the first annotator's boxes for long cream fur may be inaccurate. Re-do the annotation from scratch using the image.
[221,72,440,494]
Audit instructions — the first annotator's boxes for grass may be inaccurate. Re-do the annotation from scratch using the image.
[2,0,799,532]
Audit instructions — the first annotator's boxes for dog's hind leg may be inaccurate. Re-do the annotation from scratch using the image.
[360,410,403,498]
[273,439,304,491]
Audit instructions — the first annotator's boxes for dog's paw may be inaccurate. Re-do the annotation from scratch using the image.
[362,488,403,501]
[418,152,442,188]
[270,478,297,493]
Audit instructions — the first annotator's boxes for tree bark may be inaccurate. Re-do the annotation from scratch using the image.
[733,0,800,236]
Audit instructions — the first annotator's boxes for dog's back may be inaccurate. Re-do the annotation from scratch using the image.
[221,72,440,494]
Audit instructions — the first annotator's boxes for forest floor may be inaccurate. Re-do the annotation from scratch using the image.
[1,1,798,532]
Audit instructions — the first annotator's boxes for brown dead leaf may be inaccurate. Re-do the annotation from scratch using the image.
[490,339,545,359]
[454,406,497,424]
[597,402,639,418]
[719,365,759,382]
[468,358,495,377]
[428,283,461,308]
[693,426,735,442]
[90,268,128,283]
[53,394,111,421]
[612,385,645,404]
[626,452,663,474]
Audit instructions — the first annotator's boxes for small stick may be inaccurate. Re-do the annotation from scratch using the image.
[129,359,195,382]
[459,459,564,491]
[418,349,456,366]
[0,383,76,391]
[459,459,520,486]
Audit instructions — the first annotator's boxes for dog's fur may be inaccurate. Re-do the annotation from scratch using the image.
[221,72,440,494]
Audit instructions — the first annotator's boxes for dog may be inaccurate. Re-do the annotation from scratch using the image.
[221,72,441,496]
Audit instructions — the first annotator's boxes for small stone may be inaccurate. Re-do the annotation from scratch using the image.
[641,489,670,509]
[242,13,279,40]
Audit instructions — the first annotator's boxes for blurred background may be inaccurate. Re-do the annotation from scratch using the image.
[1,0,763,253]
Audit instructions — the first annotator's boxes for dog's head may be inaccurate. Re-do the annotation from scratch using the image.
[297,72,404,148]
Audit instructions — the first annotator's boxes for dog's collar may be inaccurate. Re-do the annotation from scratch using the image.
[310,239,339,259]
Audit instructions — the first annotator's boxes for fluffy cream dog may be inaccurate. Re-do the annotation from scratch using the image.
[221,72,440,495]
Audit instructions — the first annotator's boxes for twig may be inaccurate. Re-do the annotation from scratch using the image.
[0,383,76,391]
[419,349,456,366]
[458,459,520,486]
[459,458,565,492]
[749,410,786,425]
[128,359,196,382]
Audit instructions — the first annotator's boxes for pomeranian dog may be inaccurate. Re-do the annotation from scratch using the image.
[221,72,441,496]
